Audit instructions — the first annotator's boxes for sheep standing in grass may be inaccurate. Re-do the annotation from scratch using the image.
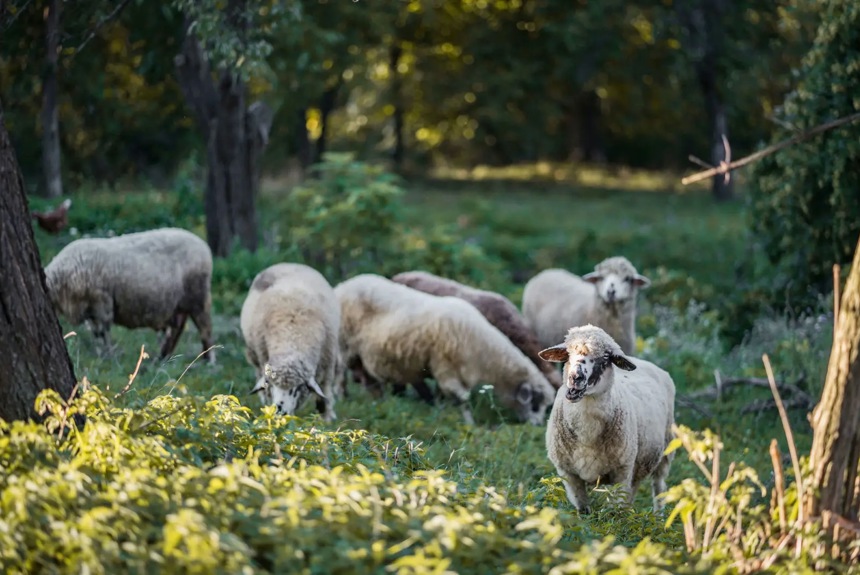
[522,256,650,354]
[391,270,563,390]
[44,227,215,363]
[335,274,555,425]
[540,324,675,514]
[240,263,341,421]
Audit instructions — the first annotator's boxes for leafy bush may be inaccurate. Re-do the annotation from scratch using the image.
[282,154,506,288]
[284,152,407,280]
[0,386,682,574]
[747,0,860,306]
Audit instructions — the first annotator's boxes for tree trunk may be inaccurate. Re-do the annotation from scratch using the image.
[389,43,405,171]
[677,0,734,201]
[41,0,63,199]
[579,90,606,164]
[0,98,77,422]
[808,237,860,537]
[174,26,271,257]
[698,67,733,201]
[314,82,340,165]
[295,107,312,171]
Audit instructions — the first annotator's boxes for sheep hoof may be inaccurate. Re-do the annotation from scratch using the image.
[577,505,591,515]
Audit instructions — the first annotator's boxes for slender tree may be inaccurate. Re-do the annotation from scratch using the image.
[0,98,77,422]
[41,0,63,199]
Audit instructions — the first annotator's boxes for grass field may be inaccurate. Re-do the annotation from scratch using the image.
[27,166,834,557]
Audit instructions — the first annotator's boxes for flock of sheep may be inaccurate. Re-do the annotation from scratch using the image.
[44,227,676,514]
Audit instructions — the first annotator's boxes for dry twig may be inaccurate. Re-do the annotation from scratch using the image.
[115,345,149,398]
[770,439,787,533]
[763,354,805,557]
[682,112,860,185]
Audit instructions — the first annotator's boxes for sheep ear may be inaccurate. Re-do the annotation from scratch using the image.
[307,378,326,399]
[582,272,602,284]
[633,274,651,288]
[515,383,533,406]
[610,355,637,371]
[250,377,268,395]
[539,344,569,363]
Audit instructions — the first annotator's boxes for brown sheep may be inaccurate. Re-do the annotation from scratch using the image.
[391,270,563,390]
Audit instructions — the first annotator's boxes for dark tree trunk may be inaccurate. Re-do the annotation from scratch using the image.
[41,0,63,199]
[677,0,734,201]
[808,240,860,546]
[578,90,606,164]
[389,43,405,171]
[295,107,312,171]
[174,23,271,257]
[314,82,340,165]
[0,99,77,422]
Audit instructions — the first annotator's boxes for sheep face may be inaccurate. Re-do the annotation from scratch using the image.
[582,257,650,306]
[538,325,637,403]
[251,363,326,416]
[512,381,554,425]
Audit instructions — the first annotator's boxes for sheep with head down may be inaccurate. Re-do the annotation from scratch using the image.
[390,270,562,390]
[335,273,555,426]
[522,256,650,355]
[44,227,216,363]
[540,324,675,515]
[240,263,342,421]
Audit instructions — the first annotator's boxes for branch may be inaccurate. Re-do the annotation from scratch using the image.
[682,111,860,185]
[685,373,812,404]
[72,0,135,56]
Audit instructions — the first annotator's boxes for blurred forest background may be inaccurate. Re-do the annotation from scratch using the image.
[3,0,859,338]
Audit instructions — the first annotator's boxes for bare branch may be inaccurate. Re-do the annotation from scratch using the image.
[682,111,860,185]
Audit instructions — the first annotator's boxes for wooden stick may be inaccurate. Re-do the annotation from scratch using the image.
[770,439,787,533]
[763,354,805,529]
[682,112,860,185]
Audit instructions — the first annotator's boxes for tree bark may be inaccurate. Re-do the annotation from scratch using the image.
[808,237,860,533]
[0,98,77,422]
[41,0,63,199]
[389,43,405,171]
[174,23,271,257]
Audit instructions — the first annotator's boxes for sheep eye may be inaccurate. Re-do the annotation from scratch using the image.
[625,276,634,283]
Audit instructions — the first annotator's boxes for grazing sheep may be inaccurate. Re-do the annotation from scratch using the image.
[240,263,341,421]
[522,256,650,354]
[44,227,215,363]
[540,324,675,514]
[335,274,555,425]
[391,270,563,390]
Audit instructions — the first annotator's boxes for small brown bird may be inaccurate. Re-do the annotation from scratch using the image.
[32,198,71,234]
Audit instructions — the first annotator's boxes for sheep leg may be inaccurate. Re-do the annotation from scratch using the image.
[561,474,591,515]
[90,290,114,357]
[436,376,474,425]
[159,312,188,361]
[607,466,636,508]
[315,361,338,422]
[651,454,673,513]
[189,299,216,365]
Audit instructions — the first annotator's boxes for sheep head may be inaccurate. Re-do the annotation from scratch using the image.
[512,379,554,426]
[581,256,650,307]
[251,361,326,415]
[538,324,636,403]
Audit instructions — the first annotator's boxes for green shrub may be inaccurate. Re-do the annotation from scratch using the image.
[284,153,407,281]
[747,0,860,306]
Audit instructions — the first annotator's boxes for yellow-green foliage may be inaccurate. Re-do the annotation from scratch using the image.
[0,387,699,574]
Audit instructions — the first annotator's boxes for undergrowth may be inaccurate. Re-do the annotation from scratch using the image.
[17,157,849,573]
